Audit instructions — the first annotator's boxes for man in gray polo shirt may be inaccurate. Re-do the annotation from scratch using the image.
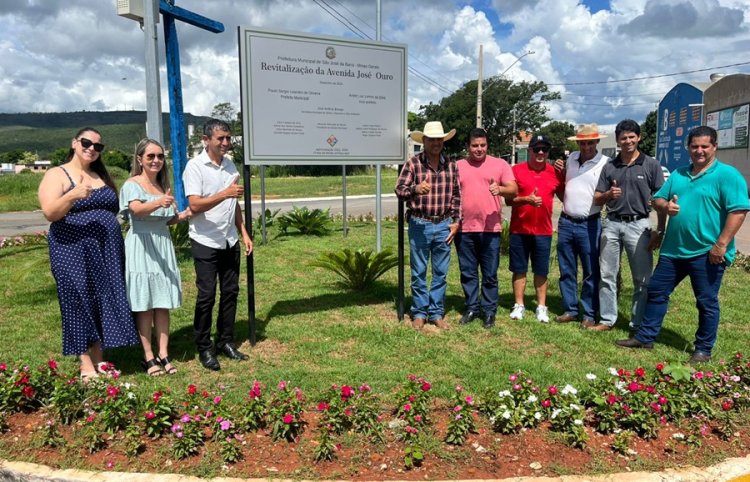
[589,119,664,332]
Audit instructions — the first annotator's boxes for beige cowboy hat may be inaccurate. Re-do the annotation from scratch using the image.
[410,121,457,144]
[567,123,607,141]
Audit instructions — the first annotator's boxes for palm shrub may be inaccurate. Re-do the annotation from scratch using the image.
[277,206,331,235]
[310,248,398,290]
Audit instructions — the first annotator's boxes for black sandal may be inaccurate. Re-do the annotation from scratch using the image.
[157,356,177,375]
[142,358,164,377]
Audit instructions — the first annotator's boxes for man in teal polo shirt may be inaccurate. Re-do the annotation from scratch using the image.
[616,126,749,363]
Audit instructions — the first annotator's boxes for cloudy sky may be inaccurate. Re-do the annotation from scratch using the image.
[1,0,749,132]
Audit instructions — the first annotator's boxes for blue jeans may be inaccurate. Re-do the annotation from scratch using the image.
[455,232,500,315]
[635,254,725,355]
[557,215,601,320]
[599,218,653,329]
[408,217,452,321]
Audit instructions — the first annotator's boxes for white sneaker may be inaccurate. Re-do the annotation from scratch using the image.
[536,305,550,323]
[510,304,525,320]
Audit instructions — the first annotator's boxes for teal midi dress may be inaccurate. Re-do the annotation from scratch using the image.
[119,181,182,312]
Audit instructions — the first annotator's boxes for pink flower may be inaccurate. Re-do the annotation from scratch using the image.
[181,414,192,423]
[650,402,661,413]
[694,371,704,380]
[318,402,329,411]
[541,399,551,408]
[0,363,6,371]
[106,385,119,397]
[658,396,668,405]
[105,460,114,470]
[359,383,371,393]
[509,374,518,382]
[421,381,431,392]
[249,381,262,399]
[176,431,184,438]
[455,384,463,392]
[453,405,462,412]
[547,386,558,395]
[86,414,96,423]
[512,384,522,391]
[153,391,163,403]
[607,394,618,405]
[145,411,156,420]
[47,359,58,370]
[407,374,417,381]
[465,396,474,405]
[414,414,422,422]
[213,395,222,405]
[403,404,412,412]
[278,380,287,390]
[408,395,416,402]
[628,381,640,393]
[283,413,294,424]
[219,420,232,431]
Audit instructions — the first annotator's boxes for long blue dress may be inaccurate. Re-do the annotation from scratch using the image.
[48,168,139,356]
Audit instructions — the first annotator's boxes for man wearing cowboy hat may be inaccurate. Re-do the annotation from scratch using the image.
[395,121,462,330]
[590,119,664,333]
[455,127,517,329]
[553,124,610,327]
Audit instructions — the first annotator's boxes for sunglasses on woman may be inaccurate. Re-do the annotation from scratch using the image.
[79,137,105,152]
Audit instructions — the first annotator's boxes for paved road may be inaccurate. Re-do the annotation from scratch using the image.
[2,196,749,255]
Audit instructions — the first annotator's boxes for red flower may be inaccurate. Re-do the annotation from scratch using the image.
[153,391,163,403]
[249,381,262,399]
[658,396,668,405]
[655,362,665,371]
[47,359,58,370]
[0,363,6,371]
[283,414,294,424]
[421,381,431,392]
[547,386,558,395]
[627,381,640,393]
[645,385,656,394]
[187,384,197,395]
[541,399,551,408]
[344,408,352,417]
[606,394,618,405]
[341,385,354,399]
[145,411,156,420]
[201,390,209,398]
[408,395,416,402]
[694,371,704,380]
[721,400,734,411]
[317,402,329,411]
[106,385,119,397]
[403,404,412,412]
[650,402,661,413]
[21,385,34,398]
[635,367,645,377]
[414,414,422,422]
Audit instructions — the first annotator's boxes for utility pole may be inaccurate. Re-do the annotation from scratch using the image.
[476,44,483,128]
[143,0,163,143]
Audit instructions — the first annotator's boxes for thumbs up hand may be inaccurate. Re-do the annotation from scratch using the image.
[528,187,542,207]
[160,188,175,208]
[609,179,622,200]
[223,175,244,199]
[667,194,680,216]
[489,177,501,196]
[416,173,432,195]
[69,174,92,201]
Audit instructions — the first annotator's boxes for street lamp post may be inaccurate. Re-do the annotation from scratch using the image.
[475,50,534,129]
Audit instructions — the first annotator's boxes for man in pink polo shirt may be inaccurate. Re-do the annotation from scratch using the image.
[455,128,517,329]
[507,135,564,323]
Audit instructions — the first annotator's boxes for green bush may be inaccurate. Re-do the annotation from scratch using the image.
[310,248,398,290]
[277,206,331,236]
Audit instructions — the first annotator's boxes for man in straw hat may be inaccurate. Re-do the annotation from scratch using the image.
[396,121,462,330]
[553,123,610,327]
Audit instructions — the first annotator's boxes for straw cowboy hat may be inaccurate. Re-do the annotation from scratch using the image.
[567,123,607,141]
[410,121,456,144]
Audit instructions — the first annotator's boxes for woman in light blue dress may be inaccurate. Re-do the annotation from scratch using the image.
[120,139,191,376]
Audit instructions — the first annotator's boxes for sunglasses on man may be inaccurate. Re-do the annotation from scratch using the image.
[79,137,105,153]
[532,146,550,153]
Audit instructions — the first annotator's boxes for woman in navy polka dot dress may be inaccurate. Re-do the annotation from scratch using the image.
[38,127,139,381]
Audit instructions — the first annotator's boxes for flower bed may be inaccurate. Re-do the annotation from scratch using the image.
[0,355,749,478]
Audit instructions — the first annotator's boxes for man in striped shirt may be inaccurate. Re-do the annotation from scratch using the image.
[395,121,462,330]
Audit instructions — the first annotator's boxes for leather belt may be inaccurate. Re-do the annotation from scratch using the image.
[409,213,452,223]
[560,212,599,223]
[608,213,648,222]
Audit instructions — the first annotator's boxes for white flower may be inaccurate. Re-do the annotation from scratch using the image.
[127,392,135,399]
[551,409,562,420]
[534,412,542,420]
[498,390,511,398]
[608,367,619,376]
[527,394,538,403]
[489,416,496,424]
[615,381,627,393]
[569,403,580,411]
[123,383,132,390]
[586,373,597,381]
[502,411,511,420]
[561,384,577,396]
[672,432,686,440]
[574,419,583,426]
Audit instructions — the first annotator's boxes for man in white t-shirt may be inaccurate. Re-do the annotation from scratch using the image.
[183,119,253,371]
[553,124,610,327]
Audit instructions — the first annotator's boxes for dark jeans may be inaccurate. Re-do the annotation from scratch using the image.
[455,232,500,315]
[635,254,725,355]
[191,240,240,352]
[556,215,601,320]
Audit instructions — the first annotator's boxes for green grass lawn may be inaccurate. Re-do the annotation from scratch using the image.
[1,220,748,404]
[0,169,398,213]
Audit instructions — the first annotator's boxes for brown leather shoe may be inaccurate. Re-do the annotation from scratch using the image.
[615,337,654,349]
[433,318,450,330]
[580,318,596,329]
[412,318,425,330]
[555,313,577,323]
[587,323,613,331]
